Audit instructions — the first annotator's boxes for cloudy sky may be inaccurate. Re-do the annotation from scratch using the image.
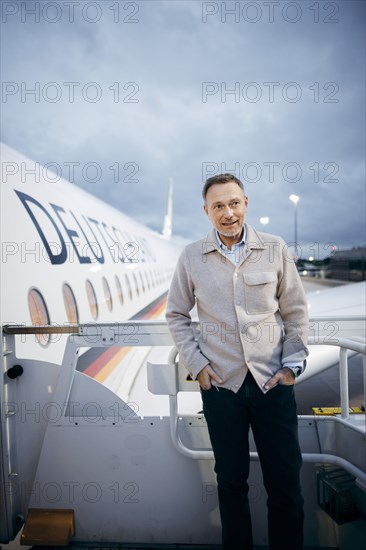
[1,0,365,258]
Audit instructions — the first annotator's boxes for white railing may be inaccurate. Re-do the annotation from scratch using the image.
[2,317,366,481]
[164,335,366,483]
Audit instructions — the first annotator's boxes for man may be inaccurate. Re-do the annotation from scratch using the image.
[166,173,308,550]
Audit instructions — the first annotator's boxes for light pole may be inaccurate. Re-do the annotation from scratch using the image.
[289,194,299,259]
[260,217,269,232]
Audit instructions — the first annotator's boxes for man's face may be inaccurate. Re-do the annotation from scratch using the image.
[204,182,248,241]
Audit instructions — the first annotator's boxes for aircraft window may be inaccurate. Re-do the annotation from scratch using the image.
[115,275,124,305]
[86,280,98,320]
[133,273,140,296]
[139,272,145,293]
[62,283,79,324]
[103,277,113,311]
[28,288,50,346]
[125,274,133,300]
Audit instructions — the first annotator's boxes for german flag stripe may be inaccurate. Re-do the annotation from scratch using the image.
[76,292,168,382]
[130,292,167,320]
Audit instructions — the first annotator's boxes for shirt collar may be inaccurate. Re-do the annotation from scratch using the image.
[202,225,265,256]
[215,225,246,251]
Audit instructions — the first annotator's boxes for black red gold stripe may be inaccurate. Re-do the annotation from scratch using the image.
[76,292,167,382]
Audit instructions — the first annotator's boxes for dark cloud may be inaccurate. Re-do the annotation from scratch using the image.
[1,0,365,258]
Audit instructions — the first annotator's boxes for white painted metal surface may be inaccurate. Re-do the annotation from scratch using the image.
[1,319,366,548]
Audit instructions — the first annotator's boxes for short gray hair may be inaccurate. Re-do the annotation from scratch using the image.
[202,173,245,202]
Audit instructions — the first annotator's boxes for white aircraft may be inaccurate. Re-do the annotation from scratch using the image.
[0,142,181,404]
[1,141,365,398]
[296,281,365,401]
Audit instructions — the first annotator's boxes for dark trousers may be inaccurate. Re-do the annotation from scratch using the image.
[201,370,304,550]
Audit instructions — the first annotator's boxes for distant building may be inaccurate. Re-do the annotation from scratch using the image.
[328,247,366,281]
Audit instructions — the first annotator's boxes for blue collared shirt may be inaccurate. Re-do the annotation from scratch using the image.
[215,225,246,266]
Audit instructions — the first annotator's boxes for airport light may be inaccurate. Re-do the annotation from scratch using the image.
[289,194,300,259]
[260,217,269,231]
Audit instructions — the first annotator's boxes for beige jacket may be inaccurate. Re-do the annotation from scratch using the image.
[166,224,309,393]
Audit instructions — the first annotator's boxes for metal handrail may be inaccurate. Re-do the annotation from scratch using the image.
[2,319,366,481]
[3,314,365,336]
[2,320,365,421]
[307,337,366,420]
[168,403,366,480]
[2,325,80,334]
[2,321,170,335]
[167,339,366,483]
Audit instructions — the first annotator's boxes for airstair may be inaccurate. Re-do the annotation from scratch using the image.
[1,318,365,549]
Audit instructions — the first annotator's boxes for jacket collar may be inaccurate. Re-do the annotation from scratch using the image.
[202,224,265,256]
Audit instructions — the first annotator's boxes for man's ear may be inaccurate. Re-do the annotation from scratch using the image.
[203,204,208,216]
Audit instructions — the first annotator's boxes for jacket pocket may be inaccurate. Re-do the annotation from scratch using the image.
[243,271,278,314]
